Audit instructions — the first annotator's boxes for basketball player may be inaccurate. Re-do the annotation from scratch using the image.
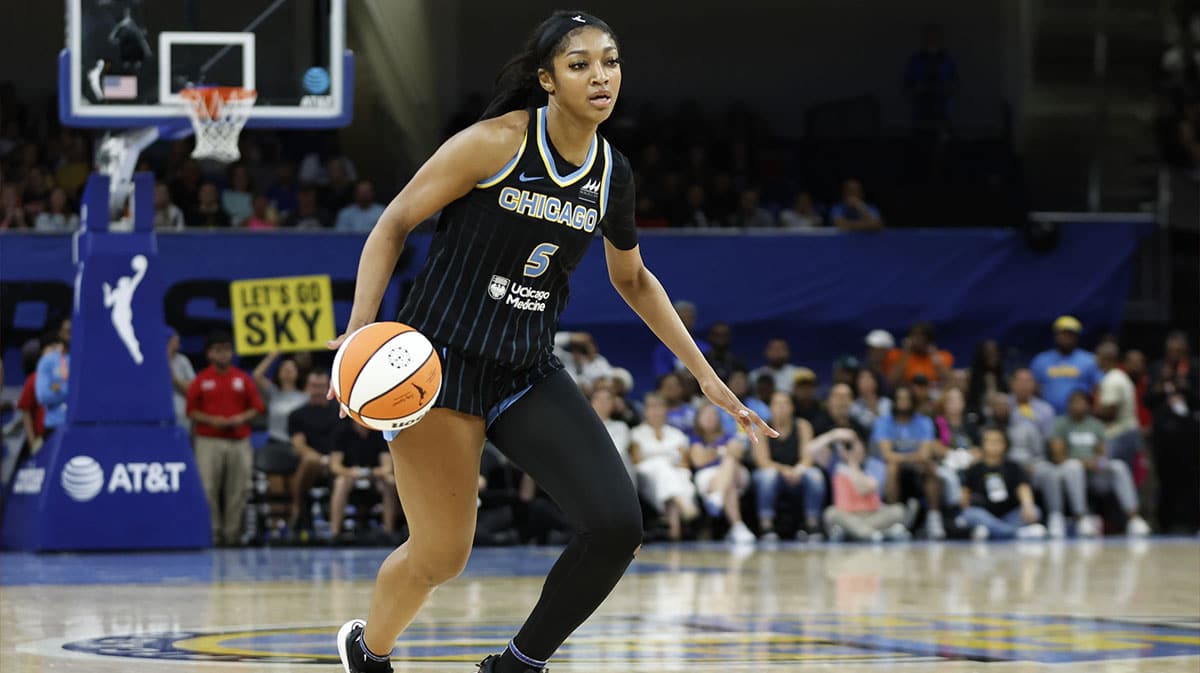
[332,11,777,673]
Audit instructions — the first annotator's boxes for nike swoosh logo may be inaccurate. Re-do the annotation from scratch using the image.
[518,173,543,182]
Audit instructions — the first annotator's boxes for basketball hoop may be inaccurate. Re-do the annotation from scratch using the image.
[180,86,257,163]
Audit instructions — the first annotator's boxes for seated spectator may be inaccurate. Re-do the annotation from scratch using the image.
[1122,349,1152,430]
[689,404,755,543]
[872,386,945,538]
[824,434,911,542]
[591,388,634,485]
[555,331,613,392]
[284,186,332,228]
[251,352,308,517]
[958,428,1047,540]
[676,183,713,227]
[631,393,698,540]
[658,372,696,432]
[54,136,90,199]
[334,180,386,232]
[829,178,883,231]
[705,322,745,382]
[153,182,185,230]
[726,187,773,228]
[989,392,1082,538]
[910,374,936,416]
[167,329,196,430]
[862,329,895,388]
[1049,391,1151,537]
[791,368,829,426]
[932,386,977,510]
[1008,367,1054,439]
[1094,342,1142,471]
[718,368,770,436]
[33,187,79,231]
[169,159,203,213]
[266,162,299,217]
[754,373,777,412]
[320,157,357,212]
[967,339,1008,415]
[653,300,709,378]
[884,322,954,387]
[188,182,232,228]
[812,383,871,454]
[15,331,62,466]
[831,355,860,389]
[21,166,51,219]
[850,369,892,430]
[606,367,641,427]
[244,194,279,229]
[328,419,399,540]
[1145,331,1200,533]
[221,163,254,226]
[778,191,823,229]
[1030,316,1102,415]
[287,370,342,537]
[752,391,824,540]
[0,184,28,229]
[750,338,799,395]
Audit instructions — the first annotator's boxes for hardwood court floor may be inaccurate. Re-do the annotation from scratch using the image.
[1,538,1198,672]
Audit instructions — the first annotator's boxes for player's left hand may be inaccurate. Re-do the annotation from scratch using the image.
[699,374,779,445]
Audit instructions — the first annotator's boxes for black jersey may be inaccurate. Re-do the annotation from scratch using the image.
[398,106,637,367]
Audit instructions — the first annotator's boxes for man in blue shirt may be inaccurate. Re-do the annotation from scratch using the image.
[34,319,71,438]
[334,180,387,233]
[829,179,883,231]
[1030,316,1103,415]
[871,386,944,538]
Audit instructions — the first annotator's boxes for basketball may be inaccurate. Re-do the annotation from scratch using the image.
[331,322,442,432]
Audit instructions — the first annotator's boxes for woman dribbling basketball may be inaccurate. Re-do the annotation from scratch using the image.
[331,11,777,673]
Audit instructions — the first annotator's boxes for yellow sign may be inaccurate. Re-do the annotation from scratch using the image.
[229,275,335,355]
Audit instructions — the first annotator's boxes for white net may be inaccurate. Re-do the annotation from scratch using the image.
[181,87,257,163]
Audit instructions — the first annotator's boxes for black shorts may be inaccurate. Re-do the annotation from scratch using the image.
[385,337,563,440]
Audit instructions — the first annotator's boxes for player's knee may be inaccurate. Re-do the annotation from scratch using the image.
[407,539,473,587]
[588,500,643,558]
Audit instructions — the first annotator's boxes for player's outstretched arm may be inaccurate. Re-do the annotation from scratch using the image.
[603,240,778,444]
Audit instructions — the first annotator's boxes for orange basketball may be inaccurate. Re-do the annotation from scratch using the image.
[331,322,442,432]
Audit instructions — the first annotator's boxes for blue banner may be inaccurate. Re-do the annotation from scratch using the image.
[2,222,1151,393]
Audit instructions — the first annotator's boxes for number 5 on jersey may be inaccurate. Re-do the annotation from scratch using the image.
[524,243,559,278]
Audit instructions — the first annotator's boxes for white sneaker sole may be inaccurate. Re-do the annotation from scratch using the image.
[337,619,366,673]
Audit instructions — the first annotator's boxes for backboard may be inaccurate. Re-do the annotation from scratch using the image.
[61,0,352,130]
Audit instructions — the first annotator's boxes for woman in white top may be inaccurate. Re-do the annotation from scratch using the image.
[252,351,309,474]
[630,393,698,541]
[591,387,634,485]
[850,368,892,431]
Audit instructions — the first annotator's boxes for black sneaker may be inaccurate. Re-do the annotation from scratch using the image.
[337,619,392,673]
[475,653,547,672]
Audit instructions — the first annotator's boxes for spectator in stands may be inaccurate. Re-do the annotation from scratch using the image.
[689,404,756,543]
[705,322,745,382]
[778,191,823,229]
[328,419,398,541]
[55,136,89,199]
[653,300,709,378]
[631,393,699,541]
[284,186,332,229]
[555,331,613,392]
[863,329,895,385]
[591,388,634,485]
[751,338,799,395]
[153,182,185,230]
[188,182,231,228]
[791,367,828,426]
[606,367,641,427]
[186,330,265,546]
[753,391,824,539]
[658,372,696,433]
[298,135,358,187]
[1122,349,1152,430]
[829,178,883,231]
[1144,331,1200,533]
[244,194,279,229]
[286,370,342,537]
[987,391,1081,537]
[1009,368,1055,439]
[1049,391,1151,537]
[814,383,870,445]
[903,23,959,136]
[726,187,773,228]
[872,386,945,538]
[1094,342,1142,470]
[170,159,203,214]
[724,368,770,430]
[851,369,892,430]
[167,328,195,430]
[321,157,357,213]
[15,331,61,464]
[884,322,954,387]
[21,166,51,219]
[252,351,308,518]
[34,318,71,443]
[221,163,254,226]
[0,184,27,228]
[676,183,712,228]
[266,162,299,218]
[910,374,935,416]
[831,355,860,390]
[33,187,78,232]
[1030,315,1102,415]
[968,339,1008,416]
[931,386,976,511]
[334,180,385,233]
[825,431,911,542]
[959,428,1047,540]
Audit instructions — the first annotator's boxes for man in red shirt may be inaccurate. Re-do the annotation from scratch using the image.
[186,331,265,546]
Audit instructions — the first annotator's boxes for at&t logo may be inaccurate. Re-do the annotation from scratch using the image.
[61,455,188,502]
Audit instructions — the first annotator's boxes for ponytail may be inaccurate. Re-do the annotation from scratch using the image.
[480,10,617,121]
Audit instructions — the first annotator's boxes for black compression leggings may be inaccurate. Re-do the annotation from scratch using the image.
[486,368,643,663]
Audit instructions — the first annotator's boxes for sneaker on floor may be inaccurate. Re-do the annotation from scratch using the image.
[1048,512,1066,539]
[885,522,912,541]
[868,530,885,543]
[727,521,757,544]
[337,619,392,673]
[760,529,780,542]
[827,525,846,543]
[925,511,947,540]
[1127,516,1151,537]
[971,524,990,541]
[476,653,546,672]
[1017,523,1048,540]
[1076,515,1101,538]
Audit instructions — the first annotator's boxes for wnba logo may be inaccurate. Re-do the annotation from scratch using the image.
[61,456,105,502]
